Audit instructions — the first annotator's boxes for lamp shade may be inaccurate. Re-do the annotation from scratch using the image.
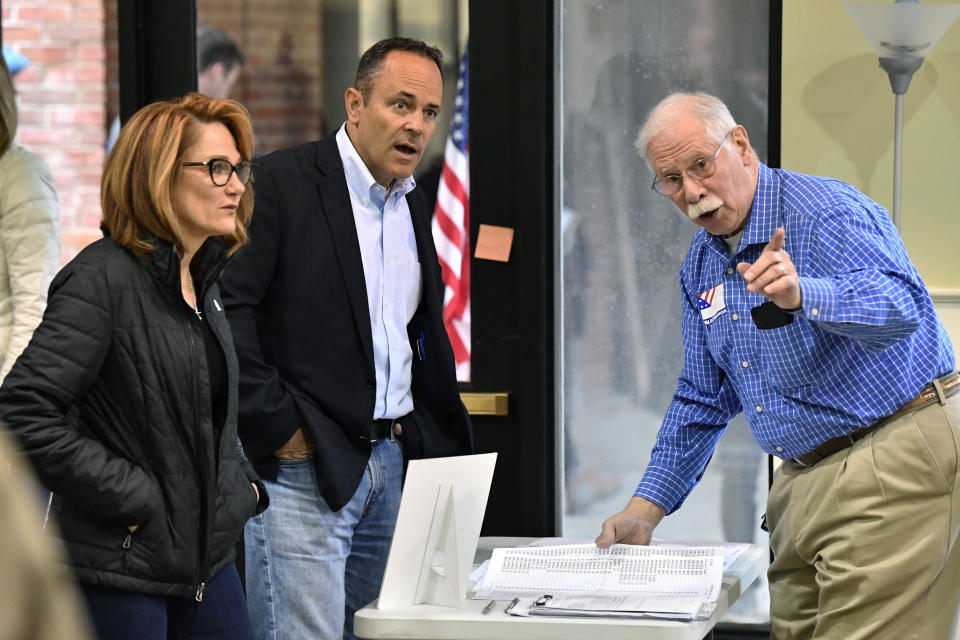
[844,1,960,59]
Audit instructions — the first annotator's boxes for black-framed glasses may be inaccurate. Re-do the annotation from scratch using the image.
[182,158,252,187]
[651,128,734,196]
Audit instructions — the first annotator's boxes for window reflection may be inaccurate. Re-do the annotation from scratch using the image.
[194,0,465,166]
[559,0,771,625]
[91,0,462,260]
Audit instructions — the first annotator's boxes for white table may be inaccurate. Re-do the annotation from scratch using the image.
[355,537,766,640]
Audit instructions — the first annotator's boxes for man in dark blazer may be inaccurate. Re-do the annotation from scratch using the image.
[219,37,472,640]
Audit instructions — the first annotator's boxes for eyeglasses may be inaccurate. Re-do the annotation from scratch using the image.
[182,158,252,187]
[651,128,734,196]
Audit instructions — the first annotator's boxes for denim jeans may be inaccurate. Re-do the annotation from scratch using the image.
[80,563,254,640]
[244,438,403,640]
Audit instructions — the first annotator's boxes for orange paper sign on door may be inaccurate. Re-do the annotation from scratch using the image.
[473,224,515,262]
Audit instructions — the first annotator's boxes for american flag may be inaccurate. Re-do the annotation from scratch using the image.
[431,49,471,381]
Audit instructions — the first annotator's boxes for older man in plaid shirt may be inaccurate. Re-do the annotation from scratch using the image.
[597,92,959,640]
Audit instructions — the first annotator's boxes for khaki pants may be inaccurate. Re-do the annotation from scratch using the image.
[767,394,960,640]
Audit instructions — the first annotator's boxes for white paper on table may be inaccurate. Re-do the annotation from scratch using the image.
[528,537,748,571]
[473,544,723,603]
[469,559,489,583]
[528,537,593,547]
[649,538,751,572]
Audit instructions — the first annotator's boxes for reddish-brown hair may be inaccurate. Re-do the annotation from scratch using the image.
[101,93,254,257]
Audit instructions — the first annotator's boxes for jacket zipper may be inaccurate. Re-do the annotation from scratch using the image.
[187,300,213,603]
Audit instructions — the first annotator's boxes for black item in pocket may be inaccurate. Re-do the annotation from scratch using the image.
[750,301,795,330]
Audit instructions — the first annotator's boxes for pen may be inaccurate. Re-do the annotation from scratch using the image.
[481,600,496,615]
[417,330,427,360]
[504,597,520,614]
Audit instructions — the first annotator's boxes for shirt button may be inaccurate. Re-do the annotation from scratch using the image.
[741,361,749,368]
[726,267,734,275]
[731,313,739,321]
[811,308,819,316]
[776,446,783,453]
[755,405,763,413]
[385,302,390,309]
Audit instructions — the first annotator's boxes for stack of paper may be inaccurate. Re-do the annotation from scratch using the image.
[472,543,725,620]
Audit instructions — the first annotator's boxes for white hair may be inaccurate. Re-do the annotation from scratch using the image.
[635,92,737,168]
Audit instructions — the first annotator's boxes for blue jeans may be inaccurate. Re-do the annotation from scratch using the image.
[244,439,403,640]
[80,564,254,640]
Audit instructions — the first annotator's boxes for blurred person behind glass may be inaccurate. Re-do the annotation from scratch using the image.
[106,26,245,151]
[0,93,266,640]
[195,25,246,99]
[0,52,60,384]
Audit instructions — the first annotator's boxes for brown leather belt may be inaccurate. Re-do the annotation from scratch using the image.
[791,371,960,467]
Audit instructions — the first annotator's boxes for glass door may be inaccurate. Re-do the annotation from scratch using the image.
[558,0,774,625]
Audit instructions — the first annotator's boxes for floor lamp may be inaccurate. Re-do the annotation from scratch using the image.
[844,0,960,231]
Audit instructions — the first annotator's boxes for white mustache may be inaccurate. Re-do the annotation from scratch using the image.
[687,195,724,221]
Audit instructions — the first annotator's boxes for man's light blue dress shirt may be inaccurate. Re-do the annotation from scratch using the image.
[336,125,421,420]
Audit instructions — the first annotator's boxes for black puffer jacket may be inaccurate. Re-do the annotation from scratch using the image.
[0,234,266,600]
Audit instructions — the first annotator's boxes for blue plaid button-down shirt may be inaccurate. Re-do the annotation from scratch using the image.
[636,163,955,514]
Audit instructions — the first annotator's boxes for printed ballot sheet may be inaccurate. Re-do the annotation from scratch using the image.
[649,538,750,573]
[473,543,724,604]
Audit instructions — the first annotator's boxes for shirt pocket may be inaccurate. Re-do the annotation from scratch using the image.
[757,319,822,391]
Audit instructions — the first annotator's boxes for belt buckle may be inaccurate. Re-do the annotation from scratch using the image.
[369,418,397,443]
[933,377,948,404]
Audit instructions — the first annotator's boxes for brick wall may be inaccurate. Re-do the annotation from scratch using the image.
[3,0,107,263]
[105,0,326,157]
[4,1,448,263]
[196,0,326,154]
[5,0,325,264]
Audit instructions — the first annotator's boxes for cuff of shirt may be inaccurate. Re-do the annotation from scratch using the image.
[634,466,691,515]
[796,276,836,322]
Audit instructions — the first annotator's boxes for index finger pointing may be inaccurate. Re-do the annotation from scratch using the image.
[764,227,786,254]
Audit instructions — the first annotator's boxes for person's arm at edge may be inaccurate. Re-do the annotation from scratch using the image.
[0,152,60,382]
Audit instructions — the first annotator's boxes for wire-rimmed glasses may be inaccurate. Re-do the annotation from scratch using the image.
[651,128,734,196]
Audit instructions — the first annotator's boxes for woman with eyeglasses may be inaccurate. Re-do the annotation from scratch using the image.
[0,93,265,639]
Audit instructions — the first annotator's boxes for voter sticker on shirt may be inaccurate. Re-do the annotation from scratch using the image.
[697,282,727,325]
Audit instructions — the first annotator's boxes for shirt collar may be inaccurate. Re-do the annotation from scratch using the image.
[335,124,416,206]
[692,162,778,257]
[742,162,781,248]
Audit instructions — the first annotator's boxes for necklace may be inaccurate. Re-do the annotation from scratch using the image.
[186,266,203,321]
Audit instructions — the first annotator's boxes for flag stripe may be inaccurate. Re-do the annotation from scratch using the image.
[432,48,471,381]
